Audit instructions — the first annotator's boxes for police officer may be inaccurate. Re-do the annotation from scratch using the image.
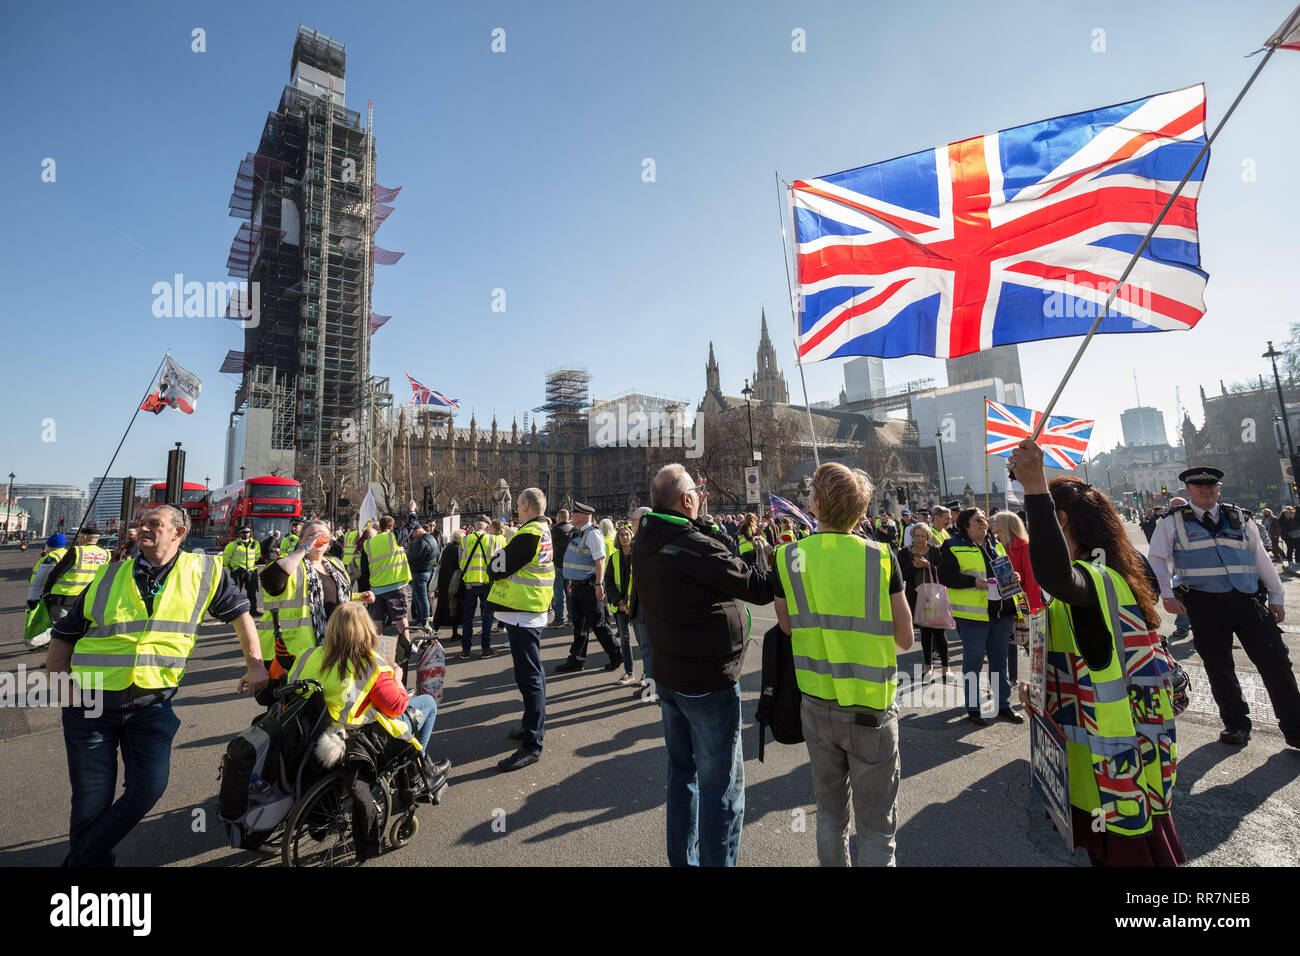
[40,526,112,628]
[280,520,303,557]
[485,488,555,771]
[46,503,267,866]
[1148,467,1300,748]
[222,525,261,614]
[554,502,623,673]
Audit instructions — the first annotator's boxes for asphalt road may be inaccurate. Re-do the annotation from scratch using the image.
[1,522,1297,868]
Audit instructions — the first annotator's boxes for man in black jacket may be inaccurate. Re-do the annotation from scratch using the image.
[406,525,440,626]
[550,509,574,627]
[633,464,774,867]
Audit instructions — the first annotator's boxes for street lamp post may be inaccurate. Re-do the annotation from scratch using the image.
[935,428,948,499]
[1264,340,1298,505]
[741,378,755,464]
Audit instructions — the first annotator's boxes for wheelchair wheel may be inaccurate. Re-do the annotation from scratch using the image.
[281,769,391,867]
[387,810,418,849]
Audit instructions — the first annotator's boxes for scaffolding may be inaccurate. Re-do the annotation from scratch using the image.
[534,368,591,432]
[225,24,372,482]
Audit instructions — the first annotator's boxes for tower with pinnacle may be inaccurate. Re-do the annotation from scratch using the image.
[752,308,789,404]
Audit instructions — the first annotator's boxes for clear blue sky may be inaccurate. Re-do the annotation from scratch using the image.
[4,0,1298,492]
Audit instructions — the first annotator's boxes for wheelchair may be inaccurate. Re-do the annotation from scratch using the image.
[224,677,448,867]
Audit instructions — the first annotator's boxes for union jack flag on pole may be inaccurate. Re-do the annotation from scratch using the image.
[405,373,459,409]
[790,85,1208,362]
[986,400,1093,471]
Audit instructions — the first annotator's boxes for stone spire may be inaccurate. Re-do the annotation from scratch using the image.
[706,341,720,395]
[752,306,789,404]
[511,415,519,443]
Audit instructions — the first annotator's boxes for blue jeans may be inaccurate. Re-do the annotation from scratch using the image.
[1174,612,1190,635]
[61,699,181,867]
[461,583,493,653]
[505,623,546,753]
[658,683,744,867]
[408,693,438,751]
[956,615,1013,713]
[613,611,635,675]
[632,612,652,680]
[551,575,568,624]
[410,571,432,623]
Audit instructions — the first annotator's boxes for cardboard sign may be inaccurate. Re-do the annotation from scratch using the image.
[1026,608,1048,712]
[1029,709,1074,852]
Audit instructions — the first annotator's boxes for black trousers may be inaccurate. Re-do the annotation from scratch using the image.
[566,580,620,666]
[1185,590,1300,740]
[232,567,260,615]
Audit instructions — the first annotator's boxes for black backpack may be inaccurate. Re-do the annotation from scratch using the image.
[755,622,803,760]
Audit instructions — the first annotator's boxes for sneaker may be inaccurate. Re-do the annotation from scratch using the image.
[497,748,541,772]
[459,651,472,660]
[638,676,650,687]
[616,673,637,685]
[480,647,496,658]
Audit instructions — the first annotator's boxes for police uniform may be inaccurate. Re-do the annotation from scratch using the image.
[222,528,262,614]
[554,502,622,672]
[1148,467,1300,747]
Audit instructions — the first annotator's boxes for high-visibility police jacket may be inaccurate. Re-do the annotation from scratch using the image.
[342,530,360,569]
[288,646,421,752]
[562,525,603,581]
[1045,561,1178,837]
[946,537,1008,622]
[776,533,897,710]
[258,554,349,662]
[1169,506,1259,594]
[71,552,223,692]
[222,538,259,572]
[459,530,496,586]
[363,531,412,589]
[49,545,111,597]
[279,533,300,557]
[487,518,554,612]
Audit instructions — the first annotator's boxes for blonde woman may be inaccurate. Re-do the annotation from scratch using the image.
[774,463,914,866]
[605,526,641,685]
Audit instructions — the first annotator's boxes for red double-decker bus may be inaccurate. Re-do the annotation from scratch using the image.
[135,482,210,531]
[208,476,302,545]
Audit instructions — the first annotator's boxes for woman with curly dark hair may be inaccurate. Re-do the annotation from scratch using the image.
[1009,439,1183,867]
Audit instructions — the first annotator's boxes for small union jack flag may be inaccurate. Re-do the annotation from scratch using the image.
[405,373,459,409]
[986,400,1093,470]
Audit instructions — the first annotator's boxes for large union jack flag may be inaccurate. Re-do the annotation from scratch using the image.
[791,85,1208,362]
[405,373,459,409]
[986,400,1093,470]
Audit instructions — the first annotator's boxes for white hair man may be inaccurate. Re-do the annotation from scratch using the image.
[633,464,775,866]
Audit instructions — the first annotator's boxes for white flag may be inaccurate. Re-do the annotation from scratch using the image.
[358,490,379,530]
[157,356,202,414]
[1268,4,1300,49]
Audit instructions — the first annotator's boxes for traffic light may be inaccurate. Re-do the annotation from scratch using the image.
[1161,485,1168,495]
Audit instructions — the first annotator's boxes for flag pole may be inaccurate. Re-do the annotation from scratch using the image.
[1027,42,1284,447]
[74,351,170,542]
[984,395,990,514]
[777,172,821,467]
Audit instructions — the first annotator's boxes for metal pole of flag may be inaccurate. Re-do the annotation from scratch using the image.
[1025,41,1284,454]
[74,351,170,543]
[777,172,821,467]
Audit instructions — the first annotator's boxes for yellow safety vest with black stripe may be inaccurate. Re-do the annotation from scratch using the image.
[931,527,949,547]
[1046,561,1178,837]
[342,530,360,569]
[50,545,111,597]
[257,555,349,662]
[71,552,222,692]
[946,538,1007,621]
[607,549,633,615]
[222,538,259,572]
[776,533,896,709]
[32,548,67,584]
[288,645,421,752]
[279,533,300,557]
[487,517,555,612]
[459,530,495,586]
[363,531,412,589]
